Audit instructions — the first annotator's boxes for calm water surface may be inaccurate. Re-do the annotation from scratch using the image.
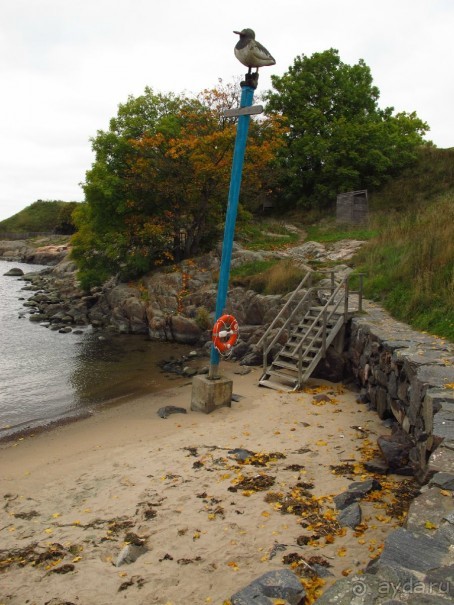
[0,261,196,440]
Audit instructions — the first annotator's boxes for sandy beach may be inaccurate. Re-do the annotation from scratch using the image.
[0,362,415,604]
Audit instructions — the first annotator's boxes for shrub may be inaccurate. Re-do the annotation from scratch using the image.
[195,306,211,330]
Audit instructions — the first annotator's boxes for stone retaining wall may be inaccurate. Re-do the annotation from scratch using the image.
[347,301,454,478]
[312,302,454,603]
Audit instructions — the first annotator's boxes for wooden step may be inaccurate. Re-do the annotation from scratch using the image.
[272,359,300,371]
[266,369,298,384]
[277,352,314,365]
[258,378,292,391]
[282,345,322,357]
[297,319,338,329]
[287,337,323,347]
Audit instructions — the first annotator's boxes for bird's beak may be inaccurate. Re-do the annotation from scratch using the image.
[233,30,241,35]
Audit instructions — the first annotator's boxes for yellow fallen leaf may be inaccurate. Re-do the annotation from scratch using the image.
[440,489,452,497]
[72,520,81,526]
[425,520,437,530]
[323,509,337,521]
[44,528,53,534]
[242,490,255,497]
[227,561,239,571]
[261,511,270,517]
[316,440,327,447]
[337,547,347,557]
[375,515,392,523]
[193,532,200,540]
[72,556,82,563]
[52,513,61,518]
[207,513,216,521]
[118,572,128,577]
[342,568,352,576]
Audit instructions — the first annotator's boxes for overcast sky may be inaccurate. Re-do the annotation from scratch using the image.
[0,0,453,221]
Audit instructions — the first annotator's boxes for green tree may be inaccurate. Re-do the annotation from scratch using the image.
[55,201,79,234]
[72,83,282,290]
[265,49,429,210]
[72,89,185,289]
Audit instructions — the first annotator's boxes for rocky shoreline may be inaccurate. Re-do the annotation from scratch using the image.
[2,238,363,369]
[0,238,69,265]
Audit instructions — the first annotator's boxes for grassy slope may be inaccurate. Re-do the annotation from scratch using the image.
[235,147,454,341]
[0,200,68,233]
[353,147,454,341]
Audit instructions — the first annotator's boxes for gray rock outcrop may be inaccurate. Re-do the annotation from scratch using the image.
[231,569,306,605]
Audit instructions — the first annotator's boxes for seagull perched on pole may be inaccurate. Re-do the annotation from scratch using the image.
[233,28,276,73]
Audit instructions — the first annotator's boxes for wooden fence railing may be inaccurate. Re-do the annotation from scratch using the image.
[0,232,54,240]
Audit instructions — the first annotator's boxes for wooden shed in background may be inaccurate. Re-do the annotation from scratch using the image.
[336,190,369,225]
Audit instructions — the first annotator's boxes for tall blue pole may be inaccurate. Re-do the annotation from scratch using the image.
[209,79,256,378]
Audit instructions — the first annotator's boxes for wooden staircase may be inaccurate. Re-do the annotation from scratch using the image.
[257,272,363,391]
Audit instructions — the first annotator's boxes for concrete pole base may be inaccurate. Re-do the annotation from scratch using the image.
[191,374,233,414]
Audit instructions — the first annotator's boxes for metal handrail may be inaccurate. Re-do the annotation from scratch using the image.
[259,270,365,387]
[293,278,346,357]
[261,287,314,373]
[256,271,312,372]
[256,271,312,348]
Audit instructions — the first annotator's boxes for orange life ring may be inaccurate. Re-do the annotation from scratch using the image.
[212,314,239,354]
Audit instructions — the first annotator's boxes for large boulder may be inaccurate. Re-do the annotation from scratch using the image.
[31,245,69,265]
[106,284,148,333]
[0,240,33,261]
[3,267,24,276]
[377,427,416,473]
[231,569,305,605]
[167,315,201,344]
[147,311,201,344]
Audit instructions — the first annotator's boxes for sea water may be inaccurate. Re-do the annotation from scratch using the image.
[0,261,194,440]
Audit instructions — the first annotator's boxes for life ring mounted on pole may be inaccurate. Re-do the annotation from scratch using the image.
[212,314,239,356]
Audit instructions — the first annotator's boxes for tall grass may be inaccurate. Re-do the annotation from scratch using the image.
[354,192,454,340]
[231,259,306,294]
